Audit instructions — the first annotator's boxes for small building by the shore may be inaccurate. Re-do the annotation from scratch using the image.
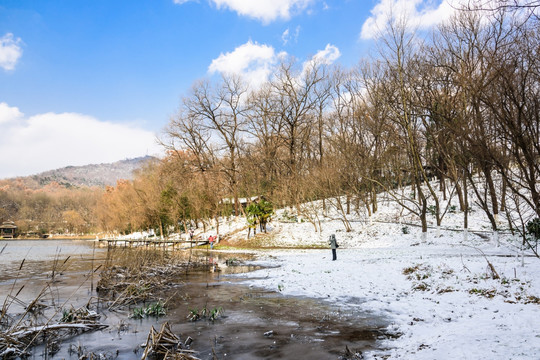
[221,196,261,215]
[0,221,18,239]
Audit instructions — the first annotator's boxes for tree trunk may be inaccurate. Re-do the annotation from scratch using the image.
[371,186,378,214]
[484,167,499,216]
[463,175,468,231]
[456,180,465,212]
[159,219,164,240]
[500,177,507,212]
[418,181,428,241]
[440,174,447,201]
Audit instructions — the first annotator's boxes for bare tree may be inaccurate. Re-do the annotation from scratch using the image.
[181,76,248,216]
[372,16,439,240]
[482,18,540,218]
[245,83,286,199]
[269,59,327,212]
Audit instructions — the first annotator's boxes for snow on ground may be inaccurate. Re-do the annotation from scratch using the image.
[225,196,540,359]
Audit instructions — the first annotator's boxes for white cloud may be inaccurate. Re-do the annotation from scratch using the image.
[0,102,24,124]
[302,43,341,75]
[282,25,301,45]
[209,41,340,89]
[360,0,461,40]
[208,40,283,88]
[312,43,341,65]
[282,28,290,45]
[173,0,193,4]
[209,0,314,23]
[0,103,162,179]
[0,33,23,71]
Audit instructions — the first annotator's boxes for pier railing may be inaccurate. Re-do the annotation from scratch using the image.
[97,237,209,250]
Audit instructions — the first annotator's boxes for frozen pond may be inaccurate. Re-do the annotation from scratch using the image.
[0,240,390,359]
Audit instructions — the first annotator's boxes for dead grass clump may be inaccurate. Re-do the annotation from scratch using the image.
[68,343,118,360]
[436,287,455,294]
[141,322,200,360]
[97,248,211,310]
[0,253,108,359]
[402,264,432,281]
[61,306,100,324]
[0,300,107,359]
[413,282,430,291]
[468,288,497,298]
[402,265,421,275]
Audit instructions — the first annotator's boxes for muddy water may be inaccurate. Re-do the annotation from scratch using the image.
[165,271,388,359]
[0,240,389,359]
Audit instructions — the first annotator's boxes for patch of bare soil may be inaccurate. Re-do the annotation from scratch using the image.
[219,232,326,250]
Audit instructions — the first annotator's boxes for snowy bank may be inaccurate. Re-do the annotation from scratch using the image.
[231,216,540,359]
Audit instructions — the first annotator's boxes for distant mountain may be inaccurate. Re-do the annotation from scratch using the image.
[29,156,157,188]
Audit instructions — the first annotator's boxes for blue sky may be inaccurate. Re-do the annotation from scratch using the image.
[0,0,456,178]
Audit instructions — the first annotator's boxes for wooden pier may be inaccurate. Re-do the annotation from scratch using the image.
[98,238,209,250]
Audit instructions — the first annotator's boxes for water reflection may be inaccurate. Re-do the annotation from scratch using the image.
[0,240,106,278]
[0,239,104,262]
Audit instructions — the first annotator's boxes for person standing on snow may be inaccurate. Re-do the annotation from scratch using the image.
[328,234,338,260]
